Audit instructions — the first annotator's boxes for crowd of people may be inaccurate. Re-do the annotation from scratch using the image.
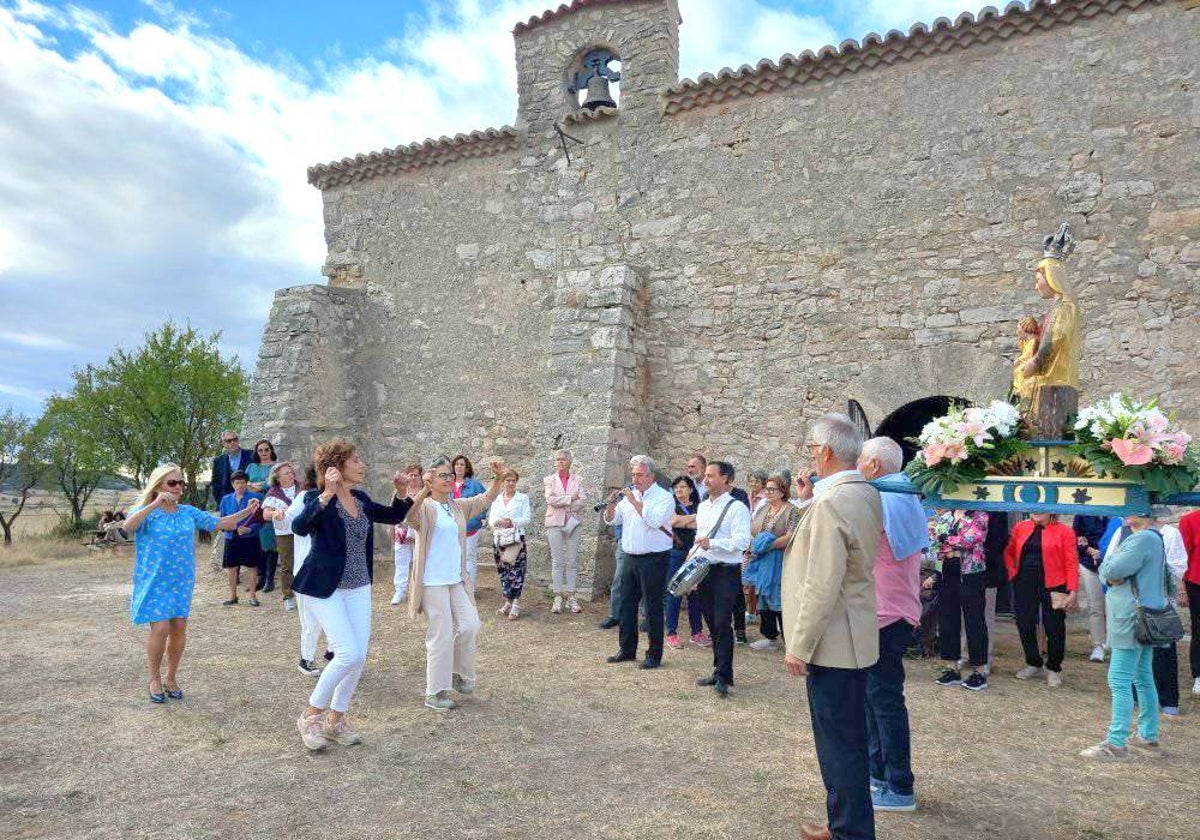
[121,418,1198,840]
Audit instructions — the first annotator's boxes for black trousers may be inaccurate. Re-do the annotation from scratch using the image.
[808,664,875,840]
[937,562,988,668]
[617,551,669,663]
[1188,582,1200,680]
[697,563,742,684]
[759,609,781,640]
[734,587,747,640]
[1153,643,1180,709]
[1011,564,1067,672]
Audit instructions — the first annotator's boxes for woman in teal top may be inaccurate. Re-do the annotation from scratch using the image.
[1081,513,1170,760]
[248,439,279,591]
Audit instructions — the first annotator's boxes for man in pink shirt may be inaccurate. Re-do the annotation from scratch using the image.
[857,437,928,814]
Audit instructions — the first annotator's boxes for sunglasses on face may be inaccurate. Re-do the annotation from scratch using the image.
[223,438,238,444]
[164,479,185,488]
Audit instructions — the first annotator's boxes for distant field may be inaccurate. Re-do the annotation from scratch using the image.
[1,489,142,538]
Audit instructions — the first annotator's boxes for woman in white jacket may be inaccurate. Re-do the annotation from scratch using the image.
[489,469,533,619]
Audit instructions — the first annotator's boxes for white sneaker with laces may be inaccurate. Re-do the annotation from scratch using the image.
[748,638,778,651]
[567,596,582,613]
[551,596,563,614]
[1015,665,1044,680]
[297,712,327,751]
[1089,645,1106,663]
[1046,670,1063,688]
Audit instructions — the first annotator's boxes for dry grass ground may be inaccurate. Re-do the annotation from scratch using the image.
[0,543,1195,840]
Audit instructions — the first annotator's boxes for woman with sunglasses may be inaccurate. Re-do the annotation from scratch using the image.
[124,464,261,703]
[248,439,280,592]
[406,455,506,711]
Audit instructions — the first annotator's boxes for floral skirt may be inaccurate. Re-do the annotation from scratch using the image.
[493,537,528,600]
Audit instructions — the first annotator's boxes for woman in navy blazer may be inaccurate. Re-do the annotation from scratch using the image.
[290,440,412,752]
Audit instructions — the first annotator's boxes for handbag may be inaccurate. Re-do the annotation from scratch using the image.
[1129,531,1184,646]
[493,527,520,549]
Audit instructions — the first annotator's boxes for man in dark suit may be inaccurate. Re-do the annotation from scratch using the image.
[212,431,255,507]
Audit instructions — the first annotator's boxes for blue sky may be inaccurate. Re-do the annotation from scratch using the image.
[0,0,975,417]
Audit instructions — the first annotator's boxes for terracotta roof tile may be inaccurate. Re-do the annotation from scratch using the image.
[662,0,1161,115]
[513,0,678,35]
[307,127,519,190]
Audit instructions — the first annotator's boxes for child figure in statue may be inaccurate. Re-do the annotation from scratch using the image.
[1012,316,1043,407]
[1018,223,1082,438]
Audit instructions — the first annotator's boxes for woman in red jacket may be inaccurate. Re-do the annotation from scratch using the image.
[1004,513,1079,687]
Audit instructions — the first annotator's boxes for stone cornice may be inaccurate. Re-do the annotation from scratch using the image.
[662,0,1163,115]
[307,127,519,190]
[513,0,680,35]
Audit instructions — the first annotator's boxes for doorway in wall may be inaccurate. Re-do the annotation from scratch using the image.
[855,396,971,467]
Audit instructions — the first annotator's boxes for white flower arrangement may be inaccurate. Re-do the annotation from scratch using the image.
[907,400,1028,493]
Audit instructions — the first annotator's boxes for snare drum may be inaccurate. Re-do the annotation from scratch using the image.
[667,550,711,598]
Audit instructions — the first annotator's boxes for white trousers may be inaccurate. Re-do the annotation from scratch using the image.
[547,525,582,594]
[1078,565,1107,647]
[465,531,482,586]
[393,544,414,600]
[296,593,325,662]
[305,585,372,713]
[422,583,480,695]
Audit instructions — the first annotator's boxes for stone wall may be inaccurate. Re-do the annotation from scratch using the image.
[247,0,1200,597]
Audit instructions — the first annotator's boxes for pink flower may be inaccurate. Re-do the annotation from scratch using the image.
[1110,437,1154,466]
[1162,442,1186,465]
[954,421,993,447]
[923,443,948,467]
[943,443,968,463]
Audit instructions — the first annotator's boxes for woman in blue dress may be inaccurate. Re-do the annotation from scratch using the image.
[124,463,260,704]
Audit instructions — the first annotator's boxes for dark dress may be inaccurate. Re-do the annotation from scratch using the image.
[219,491,264,569]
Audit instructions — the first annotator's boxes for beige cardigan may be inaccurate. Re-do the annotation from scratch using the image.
[781,472,883,669]
[405,483,500,618]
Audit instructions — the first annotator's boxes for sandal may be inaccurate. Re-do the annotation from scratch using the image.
[249,597,261,607]
[508,604,521,621]
[222,597,238,606]
[165,684,183,700]
[149,681,166,704]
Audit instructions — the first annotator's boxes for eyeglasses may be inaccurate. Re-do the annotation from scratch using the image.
[765,486,783,493]
[222,437,239,443]
[164,479,186,487]
[435,472,454,480]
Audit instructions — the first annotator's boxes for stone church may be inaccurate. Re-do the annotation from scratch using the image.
[245,0,1200,596]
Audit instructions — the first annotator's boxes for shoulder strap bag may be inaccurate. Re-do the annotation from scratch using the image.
[1129,530,1184,646]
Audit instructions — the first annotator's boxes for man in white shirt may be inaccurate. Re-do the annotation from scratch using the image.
[603,454,675,668]
[693,461,753,695]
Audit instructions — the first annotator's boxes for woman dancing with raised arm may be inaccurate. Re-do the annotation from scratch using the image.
[406,455,505,711]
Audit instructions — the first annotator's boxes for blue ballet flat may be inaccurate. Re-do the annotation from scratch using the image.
[149,690,166,704]
[165,688,183,700]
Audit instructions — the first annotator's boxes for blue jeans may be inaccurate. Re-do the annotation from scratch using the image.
[1107,645,1159,747]
[664,548,703,635]
[608,542,628,621]
[808,664,875,840]
[866,620,915,797]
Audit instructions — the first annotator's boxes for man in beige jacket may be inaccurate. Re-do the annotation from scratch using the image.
[782,413,883,840]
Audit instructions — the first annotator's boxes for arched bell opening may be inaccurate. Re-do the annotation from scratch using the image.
[567,46,622,110]
[874,395,972,467]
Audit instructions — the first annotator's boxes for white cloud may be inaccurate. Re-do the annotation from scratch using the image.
[0,0,929,418]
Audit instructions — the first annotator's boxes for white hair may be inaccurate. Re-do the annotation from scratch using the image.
[861,437,903,475]
[554,449,573,462]
[629,454,657,474]
[810,413,862,465]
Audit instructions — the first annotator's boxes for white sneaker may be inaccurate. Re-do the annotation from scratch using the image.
[748,638,778,651]
[284,598,296,612]
[391,591,407,606]
[1090,645,1106,663]
[1015,665,1044,680]
[566,596,582,613]
[1046,670,1063,688]
[297,712,328,751]
[551,596,563,614]
[1192,677,1200,696]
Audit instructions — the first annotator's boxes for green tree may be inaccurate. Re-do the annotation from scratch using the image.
[34,396,113,531]
[71,322,249,506]
[0,410,44,546]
